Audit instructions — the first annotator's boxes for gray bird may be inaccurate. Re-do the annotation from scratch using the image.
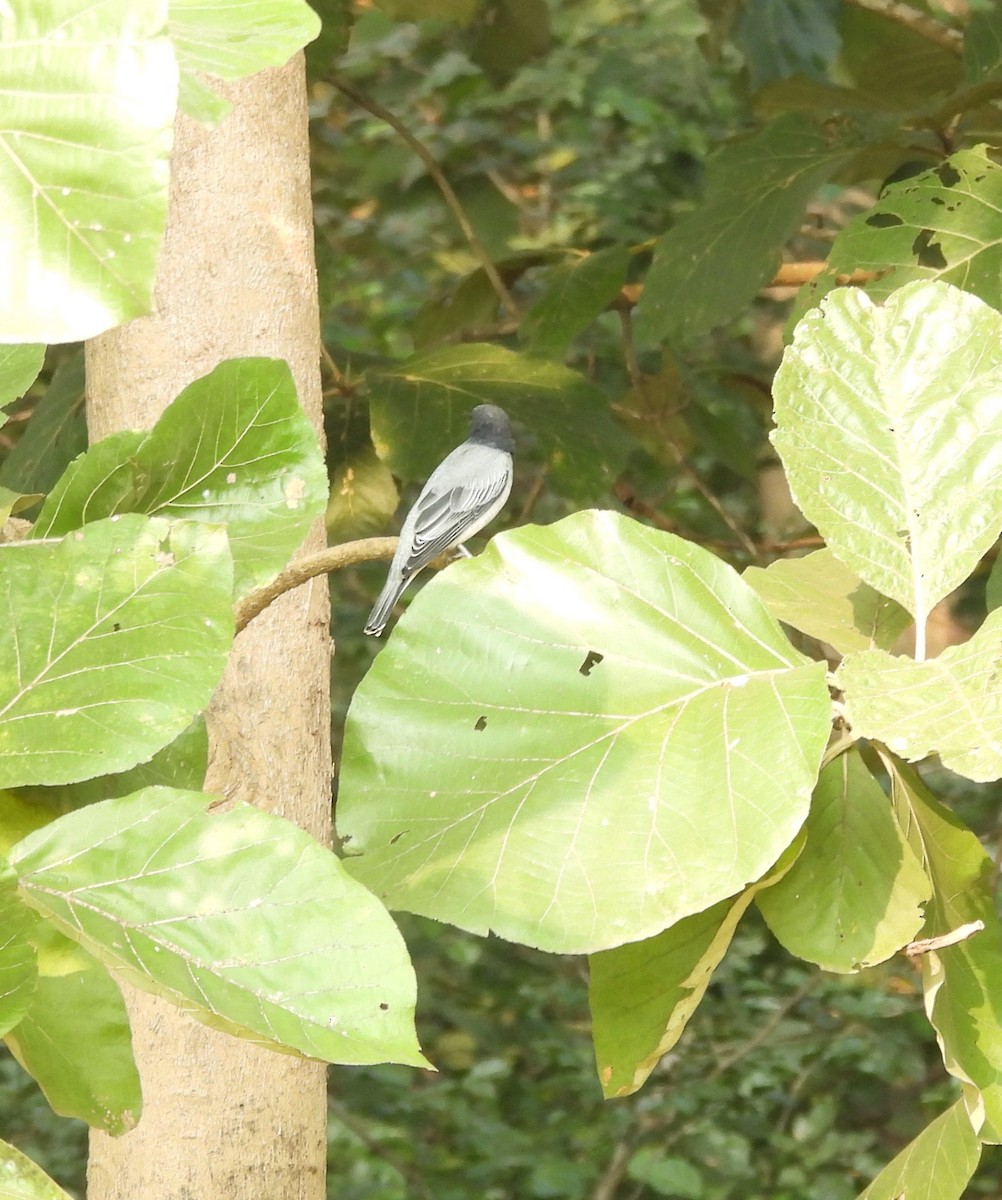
[364,404,514,636]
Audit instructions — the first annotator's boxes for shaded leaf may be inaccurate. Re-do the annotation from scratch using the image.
[890,760,1002,1141]
[0,347,45,410]
[756,750,929,972]
[305,0,354,78]
[838,5,962,110]
[326,445,399,542]
[735,0,840,90]
[412,270,501,350]
[773,281,1002,639]
[838,609,1002,783]
[338,511,831,954]
[0,860,36,1037]
[635,113,858,344]
[367,344,632,499]
[12,788,427,1068]
[744,549,911,655]
[857,1099,980,1200]
[520,247,631,357]
[5,923,140,1135]
[965,8,1002,84]
[589,838,801,1098]
[0,352,87,500]
[0,1140,73,1200]
[34,358,328,597]
[0,515,233,788]
[0,1,176,341]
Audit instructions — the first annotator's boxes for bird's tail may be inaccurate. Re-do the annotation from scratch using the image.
[364,569,407,637]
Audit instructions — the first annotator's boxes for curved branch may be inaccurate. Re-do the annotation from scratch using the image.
[327,73,520,322]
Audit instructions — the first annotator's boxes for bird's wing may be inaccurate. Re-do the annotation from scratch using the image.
[402,455,512,575]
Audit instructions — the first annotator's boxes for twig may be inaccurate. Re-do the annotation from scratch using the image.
[235,537,397,633]
[905,921,984,958]
[589,1138,638,1200]
[328,73,520,322]
[845,0,963,54]
[617,308,762,563]
[705,976,819,1084]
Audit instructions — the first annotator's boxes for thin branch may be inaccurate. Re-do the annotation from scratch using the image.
[704,976,819,1085]
[234,537,397,633]
[845,0,963,54]
[617,307,761,563]
[589,1138,638,1200]
[906,921,984,958]
[328,73,520,322]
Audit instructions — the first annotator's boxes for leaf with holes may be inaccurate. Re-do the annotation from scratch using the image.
[0,515,233,788]
[338,511,831,954]
[0,1,176,342]
[773,281,1002,649]
[12,788,428,1067]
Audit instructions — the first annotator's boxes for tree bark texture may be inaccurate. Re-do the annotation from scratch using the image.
[85,59,330,1200]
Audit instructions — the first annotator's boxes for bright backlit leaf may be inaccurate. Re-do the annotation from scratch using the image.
[839,609,1002,783]
[0,515,233,788]
[744,549,911,655]
[773,281,1002,648]
[34,358,327,597]
[12,789,428,1068]
[0,1140,73,1200]
[338,511,831,954]
[890,761,1002,1141]
[756,750,929,972]
[5,923,140,1134]
[0,1,176,342]
[0,860,36,1037]
[857,1099,980,1200]
[589,838,801,1098]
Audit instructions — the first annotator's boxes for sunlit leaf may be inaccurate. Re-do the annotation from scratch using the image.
[744,549,911,655]
[0,1140,73,1200]
[0,515,233,788]
[34,358,327,597]
[0,860,36,1037]
[839,609,1002,783]
[0,346,45,409]
[773,281,1002,642]
[12,788,428,1068]
[857,1099,980,1200]
[339,511,831,954]
[5,922,140,1134]
[589,838,801,1098]
[890,760,1002,1140]
[757,750,929,972]
[169,0,321,79]
[0,1,176,342]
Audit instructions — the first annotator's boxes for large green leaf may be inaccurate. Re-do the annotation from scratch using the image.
[0,346,45,410]
[588,839,801,1098]
[890,760,1002,1141]
[0,860,36,1037]
[12,788,427,1068]
[796,148,1002,319]
[773,280,1002,651]
[734,0,840,90]
[965,9,1002,84]
[338,511,831,954]
[5,923,140,1134]
[839,609,1002,783]
[744,549,910,655]
[0,352,87,500]
[366,344,632,500]
[0,1140,73,1200]
[0,515,233,788]
[857,1099,980,1200]
[634,113,858,345]
[756,750,929,972]
[34,358,328,597]
[0,1,176,342]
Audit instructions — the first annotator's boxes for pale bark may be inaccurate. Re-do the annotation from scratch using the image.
[86,59,330,1200]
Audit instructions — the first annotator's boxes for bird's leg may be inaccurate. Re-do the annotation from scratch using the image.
[454,544,473,559]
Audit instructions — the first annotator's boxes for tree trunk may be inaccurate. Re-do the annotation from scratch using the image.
[85,59,330,1200]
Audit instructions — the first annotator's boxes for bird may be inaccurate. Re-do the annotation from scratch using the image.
[364,404,515,636]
